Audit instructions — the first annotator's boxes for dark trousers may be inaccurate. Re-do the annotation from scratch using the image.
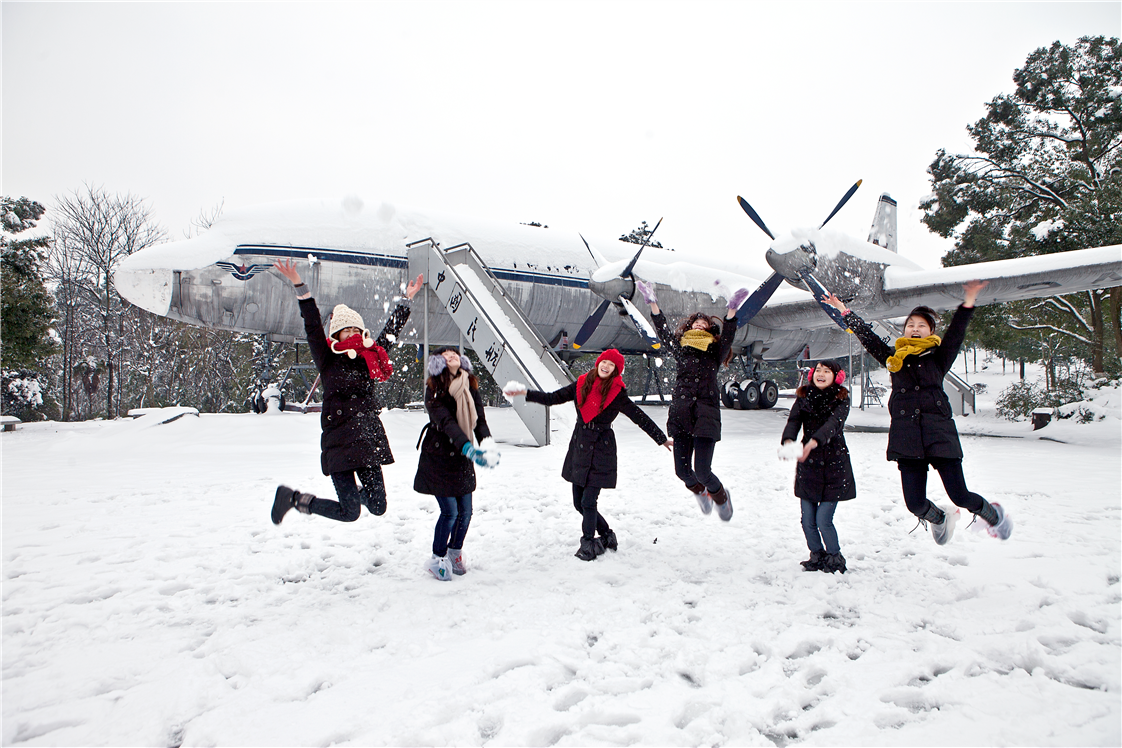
[572,484,609,541]
[898,458,985,517]
[305,466,386,522]
[672,434,721,493]
[800,499,840,554]
[433,494,473,556]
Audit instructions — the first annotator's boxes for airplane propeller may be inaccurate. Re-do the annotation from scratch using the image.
[733,180,863,332]
[571,220,663,350]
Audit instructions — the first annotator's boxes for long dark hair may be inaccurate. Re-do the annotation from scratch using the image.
[675,312,733,366]
[578,368,620,405]
[427,368,479,394]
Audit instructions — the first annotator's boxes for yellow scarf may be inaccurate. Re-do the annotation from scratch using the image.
[887,335,942,372]
[681,329,716,351]
[447,370,478,445]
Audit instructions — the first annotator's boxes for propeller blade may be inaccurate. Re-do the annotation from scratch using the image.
[618,296,661,350]
[819,179,863,229]
[620,217,662,277]
[736,196,776,240]
[797,269,851,331]
[734,271,785,327]
[571,298,612,349]
[579,233,607,268]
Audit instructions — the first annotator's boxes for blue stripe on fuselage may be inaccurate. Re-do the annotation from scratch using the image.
[234,244,589,289]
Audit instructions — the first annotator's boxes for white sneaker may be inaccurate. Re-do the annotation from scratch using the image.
[426,554,452,581]
[690,486,712,515]
[931,505,959,545]
[986,503,1013,540]
[447,549,467,575]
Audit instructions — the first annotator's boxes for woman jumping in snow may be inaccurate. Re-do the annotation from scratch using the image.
[270,258,422,526]
[780,360,856,574]
[414,346,495,581]
[505,349,671,561]
[822,281,1012,544]
[636,281,747,521]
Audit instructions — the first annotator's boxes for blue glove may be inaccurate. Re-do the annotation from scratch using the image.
[728,287,750,311]
[462,442,489,467]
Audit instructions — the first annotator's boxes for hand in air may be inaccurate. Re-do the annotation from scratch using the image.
[405,274,424,300]
[635,280,658,305]
[963,279,989,307]
[823,293,848,314]
[274,259,303,286]
[727,287,750,311]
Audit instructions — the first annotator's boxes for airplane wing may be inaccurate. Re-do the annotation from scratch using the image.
[752,244,1121,330]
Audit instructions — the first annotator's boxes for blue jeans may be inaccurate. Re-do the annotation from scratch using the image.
[433,494,473,556]
[800,499,839,554]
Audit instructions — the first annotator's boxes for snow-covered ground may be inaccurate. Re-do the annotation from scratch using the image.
[3,365,1119,746]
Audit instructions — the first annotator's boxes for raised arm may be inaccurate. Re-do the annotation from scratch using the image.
[275,259,329,370]
[374,274,423,349]
[823,293,892,365]
[934,280,987,374]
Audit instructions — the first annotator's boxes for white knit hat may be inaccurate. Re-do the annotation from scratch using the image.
[329,305,366,339]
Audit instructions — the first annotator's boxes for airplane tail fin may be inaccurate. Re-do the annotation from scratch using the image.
[867,193,897,253]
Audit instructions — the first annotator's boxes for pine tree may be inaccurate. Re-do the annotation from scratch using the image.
[921,36,1122,376]
[1,197,59,370]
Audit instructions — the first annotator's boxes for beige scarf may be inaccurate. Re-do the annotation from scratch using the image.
[887,335,942,372]
[448,370,478,445]
[680,329,716,351]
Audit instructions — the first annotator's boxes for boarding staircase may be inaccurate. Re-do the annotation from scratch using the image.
[407,238,574,446]
[872,320,975,416]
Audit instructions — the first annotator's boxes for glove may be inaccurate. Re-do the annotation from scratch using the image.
[635,279,658,305]
[462,442,490,467]
[728,287,750,311]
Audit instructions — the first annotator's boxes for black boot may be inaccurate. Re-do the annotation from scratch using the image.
[600,529,618,552]
[800,550,826,571]
[574,537,598,561]
[821,552,847,574]
[272,485,296,525]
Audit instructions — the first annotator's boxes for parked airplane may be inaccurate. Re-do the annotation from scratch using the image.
[114,191,1121,411]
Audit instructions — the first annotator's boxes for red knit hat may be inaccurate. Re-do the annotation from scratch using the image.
[595,349,625,376]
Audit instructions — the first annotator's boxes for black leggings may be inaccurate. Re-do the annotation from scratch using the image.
[572,484,609,541]
[672,434,721,494]
[305,466,386,522]
[898,458,985,518]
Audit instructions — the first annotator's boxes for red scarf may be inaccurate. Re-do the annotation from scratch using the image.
[576,371,625,424]
[333,335,393,381]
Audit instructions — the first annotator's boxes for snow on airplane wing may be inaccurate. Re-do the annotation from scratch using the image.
[747,244,1122,331]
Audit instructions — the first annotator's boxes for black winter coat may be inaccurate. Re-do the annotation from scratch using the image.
[413,380,491,497]
[848,305,973,461]
[526,382,667,488]
[781,386,856,502]
[651,312,737,441]
[300,297,411,475]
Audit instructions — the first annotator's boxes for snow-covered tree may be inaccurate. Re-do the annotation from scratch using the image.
[921,36,1122,376]
[47,185,165,418]
[2,197,58,370]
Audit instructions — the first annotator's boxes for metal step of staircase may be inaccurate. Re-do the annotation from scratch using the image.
[407,238,573,446]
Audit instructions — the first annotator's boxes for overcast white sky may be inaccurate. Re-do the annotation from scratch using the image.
[3,1,1119,276]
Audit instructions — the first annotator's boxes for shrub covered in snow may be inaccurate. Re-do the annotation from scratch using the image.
[2,369,59,421]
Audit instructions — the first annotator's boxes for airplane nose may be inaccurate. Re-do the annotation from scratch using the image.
[114,265,174,316]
